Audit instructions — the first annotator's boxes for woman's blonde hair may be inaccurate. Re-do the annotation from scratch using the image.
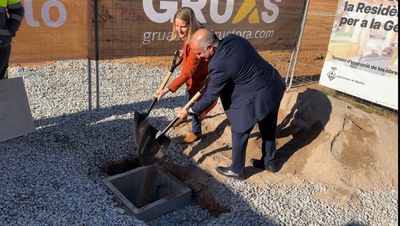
[169,7,202,44]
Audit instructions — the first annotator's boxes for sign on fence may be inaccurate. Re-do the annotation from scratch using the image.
[319,0,398,110]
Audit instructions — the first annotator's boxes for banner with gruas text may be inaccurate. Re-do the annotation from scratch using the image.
[10,0,308,62]
[94,0,307,59]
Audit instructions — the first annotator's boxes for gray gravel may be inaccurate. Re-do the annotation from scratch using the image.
[1,60,398,225]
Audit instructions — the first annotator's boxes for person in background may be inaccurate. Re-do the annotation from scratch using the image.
[0,0,24,80]
[178,28,286,180]
[155,7,216,144]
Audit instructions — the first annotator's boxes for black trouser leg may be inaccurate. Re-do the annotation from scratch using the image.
[230,126,253,174]
[0,45,11,79]
[258,104,279,166]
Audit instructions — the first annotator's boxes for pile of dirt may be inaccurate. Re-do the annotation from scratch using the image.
[170,86,398,207]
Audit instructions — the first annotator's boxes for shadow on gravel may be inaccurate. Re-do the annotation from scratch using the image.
[33,95,185,129]
[27,95,187,167]
[17,96,278,224]
[343,222,367,226]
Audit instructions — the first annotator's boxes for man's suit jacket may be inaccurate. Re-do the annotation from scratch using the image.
[192,34,286,132]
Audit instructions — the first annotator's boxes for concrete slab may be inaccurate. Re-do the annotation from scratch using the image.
[0,77,35,142]
[103,164,192,221]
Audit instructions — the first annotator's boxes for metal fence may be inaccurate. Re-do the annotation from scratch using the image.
[8,0,397,117]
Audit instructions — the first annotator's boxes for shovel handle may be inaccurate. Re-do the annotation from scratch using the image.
[181,85,206,111]
[155,85,206,139]
[170,50,183,72]
[145,97,158,115]
[147,71,170,115]
[147,50,182,115]
[157,71,173,91]
[156,50,182,92]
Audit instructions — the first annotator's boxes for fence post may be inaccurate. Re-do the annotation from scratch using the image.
[94,0,100,110]
[88,59,92,111]
[287,0,311,90]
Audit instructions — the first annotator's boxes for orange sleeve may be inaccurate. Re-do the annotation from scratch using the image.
[168,43,201,93]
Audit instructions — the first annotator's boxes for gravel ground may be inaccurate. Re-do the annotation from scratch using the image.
[1,60,398,225]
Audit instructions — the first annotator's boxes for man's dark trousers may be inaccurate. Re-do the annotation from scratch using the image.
[230,103,280,174]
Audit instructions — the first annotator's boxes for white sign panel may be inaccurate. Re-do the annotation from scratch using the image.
[320,0,398,110]
[0,77,36,142]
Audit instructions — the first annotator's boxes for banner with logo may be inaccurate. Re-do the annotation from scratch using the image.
[96,0,307,59]
[11,0,90,63]
[319,0,398,110]
[10,0,307,62]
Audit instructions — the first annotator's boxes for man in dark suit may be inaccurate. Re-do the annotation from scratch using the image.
[178,28,286,180]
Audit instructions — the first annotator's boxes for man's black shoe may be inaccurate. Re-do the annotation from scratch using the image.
[264,164,278,173]
[250,158,264,169]
[250,158,278,173]
[215,166,244,180]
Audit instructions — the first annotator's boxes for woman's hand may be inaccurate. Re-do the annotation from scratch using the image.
[154,87,169,101]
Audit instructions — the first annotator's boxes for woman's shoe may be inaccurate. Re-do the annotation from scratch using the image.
[181,132,202,143]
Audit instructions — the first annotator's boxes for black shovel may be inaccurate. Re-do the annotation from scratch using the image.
[133,50,183,147]
[136,85,207,166]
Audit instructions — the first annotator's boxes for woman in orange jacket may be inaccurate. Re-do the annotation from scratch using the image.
[155,7,215,143]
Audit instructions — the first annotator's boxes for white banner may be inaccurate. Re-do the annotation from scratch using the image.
[319,0,398,110]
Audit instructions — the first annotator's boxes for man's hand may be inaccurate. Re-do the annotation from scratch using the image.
[178,108,189,119]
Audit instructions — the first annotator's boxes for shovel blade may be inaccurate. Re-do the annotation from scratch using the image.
[133,110,148,147]
[136,118,171,166]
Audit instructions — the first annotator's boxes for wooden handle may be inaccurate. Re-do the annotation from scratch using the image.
[158,71,172,91]
[156,85,206,139]
[182,91,202,111]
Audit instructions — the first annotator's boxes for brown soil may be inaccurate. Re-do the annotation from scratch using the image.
[170,88,397,206]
